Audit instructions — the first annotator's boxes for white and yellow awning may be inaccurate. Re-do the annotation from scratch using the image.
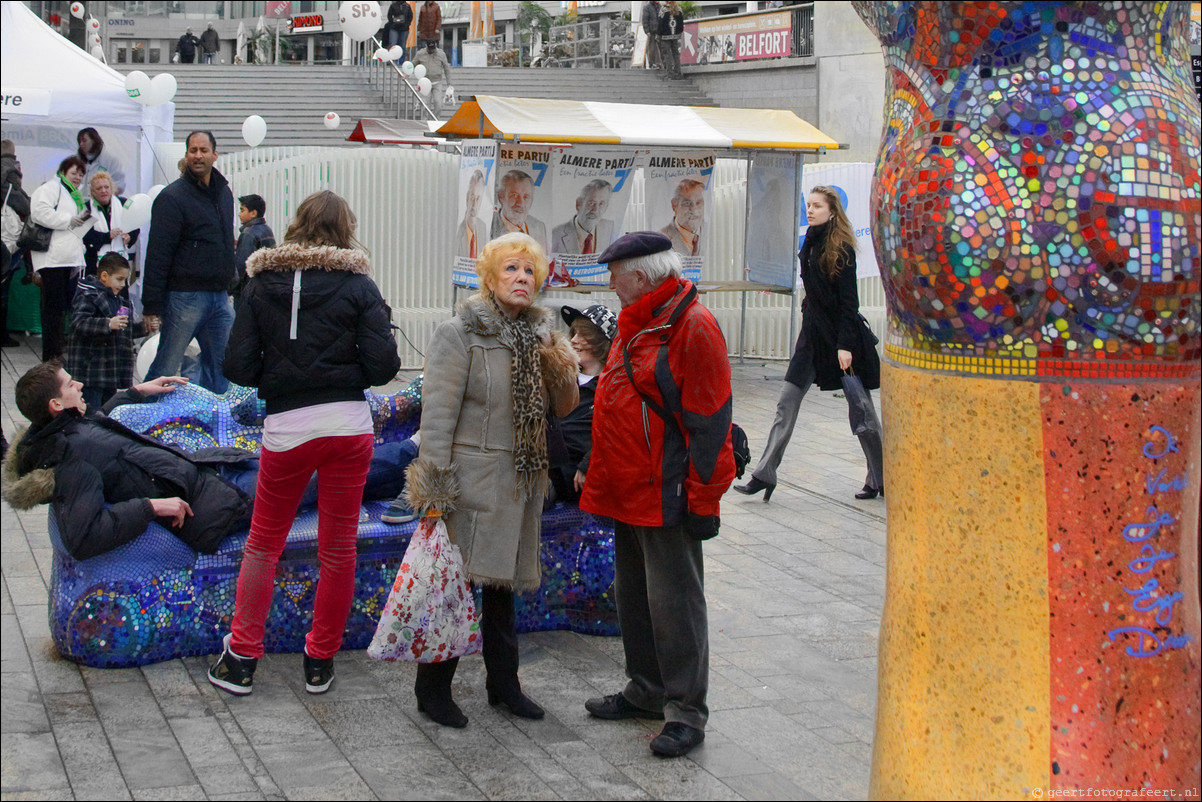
[435,95,840,151]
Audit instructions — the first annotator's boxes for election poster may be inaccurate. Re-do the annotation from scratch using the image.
[451,139,496,287]
[547,147,641,286]
[746,152,800,288]
[800,162,879,279]
[488,143,555,257]
[644,150,715,281]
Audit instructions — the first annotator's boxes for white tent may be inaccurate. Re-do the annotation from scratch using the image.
[0,2,174,192]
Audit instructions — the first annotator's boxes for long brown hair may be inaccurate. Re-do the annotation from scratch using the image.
[809,185,857,279]
[284,190,366,252]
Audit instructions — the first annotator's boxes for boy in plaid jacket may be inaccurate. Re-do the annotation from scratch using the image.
[66,252,135,410]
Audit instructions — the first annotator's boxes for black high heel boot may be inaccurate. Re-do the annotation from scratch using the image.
[734,476,775,501]
[480,586,544,719]
[415,659,467,728]
[486,680,545,719]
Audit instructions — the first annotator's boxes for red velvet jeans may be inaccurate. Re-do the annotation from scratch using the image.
[229,434,374,660]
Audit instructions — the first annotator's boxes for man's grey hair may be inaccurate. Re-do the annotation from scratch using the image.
[578,179,612,201]
[499,169,533,191]
[673,177,705,201]
[614,249,682,283]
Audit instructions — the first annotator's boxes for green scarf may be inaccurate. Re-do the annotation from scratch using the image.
[58,173,86,212]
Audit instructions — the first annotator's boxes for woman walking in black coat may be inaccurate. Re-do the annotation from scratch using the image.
[735,185,883,501]
[208,190,400,697]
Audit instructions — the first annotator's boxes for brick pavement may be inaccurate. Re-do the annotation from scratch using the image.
[2,334,886,801]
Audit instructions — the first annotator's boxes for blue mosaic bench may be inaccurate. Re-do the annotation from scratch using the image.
[47,381,618,668]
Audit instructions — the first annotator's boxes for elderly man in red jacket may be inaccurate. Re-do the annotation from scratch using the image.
[579,231,735,758]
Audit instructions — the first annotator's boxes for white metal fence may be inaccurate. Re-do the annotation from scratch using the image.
[221,146,885,369]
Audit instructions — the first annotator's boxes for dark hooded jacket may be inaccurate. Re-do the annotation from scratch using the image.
[1,390,252,561]
[222,243,400,415]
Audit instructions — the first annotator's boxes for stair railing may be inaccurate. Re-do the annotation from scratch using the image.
[353,36,437,122]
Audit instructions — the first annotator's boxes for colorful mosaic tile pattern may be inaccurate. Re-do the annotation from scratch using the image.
[855,0,1200,377]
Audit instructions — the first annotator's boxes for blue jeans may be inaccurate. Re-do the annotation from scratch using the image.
[147,291,234,394]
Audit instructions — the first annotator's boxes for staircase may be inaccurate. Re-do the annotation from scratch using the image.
[115,63,716,149]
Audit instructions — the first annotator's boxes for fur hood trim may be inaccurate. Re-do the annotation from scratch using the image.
[1,427,55,510]
[245,243,371,278]
[455,294,553,340]
[403,457,460,517]
[539,331,581,416]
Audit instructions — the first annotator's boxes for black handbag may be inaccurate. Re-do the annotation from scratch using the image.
[16,218,52,252]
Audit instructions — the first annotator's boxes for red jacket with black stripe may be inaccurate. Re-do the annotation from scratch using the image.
[580,278,735,526]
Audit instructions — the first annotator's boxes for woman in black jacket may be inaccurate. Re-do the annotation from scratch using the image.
[209,190,400,697]
[735,185,883,501]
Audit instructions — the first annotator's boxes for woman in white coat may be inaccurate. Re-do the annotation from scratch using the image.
[29,155,95,360]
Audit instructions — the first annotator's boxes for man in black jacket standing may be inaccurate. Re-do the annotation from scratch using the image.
[143,131,236,394]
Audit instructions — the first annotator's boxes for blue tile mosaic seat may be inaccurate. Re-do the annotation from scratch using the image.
[47,380,618,668]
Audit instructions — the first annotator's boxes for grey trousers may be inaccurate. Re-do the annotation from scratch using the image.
[750,361,884,490]
[614,520,709,730]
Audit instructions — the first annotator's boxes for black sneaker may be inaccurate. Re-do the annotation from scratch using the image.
[584,692,663,720]
[650,722,705,757]
[208,634,256,696]
[304,652,334,694]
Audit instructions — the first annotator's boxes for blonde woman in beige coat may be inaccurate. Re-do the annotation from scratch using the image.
[404,232,579,728]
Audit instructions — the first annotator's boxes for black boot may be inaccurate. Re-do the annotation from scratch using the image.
[414,658,467,728]
[481,586,544,720]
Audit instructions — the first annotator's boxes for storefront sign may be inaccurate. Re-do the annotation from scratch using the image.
[266,2,292,20]
[289,13,323,33]
[682,10,793,65]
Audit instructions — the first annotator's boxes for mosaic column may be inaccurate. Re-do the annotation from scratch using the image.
[852,2,1200,797]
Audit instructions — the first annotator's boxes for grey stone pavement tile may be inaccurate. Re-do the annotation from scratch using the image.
[3,339,885,800]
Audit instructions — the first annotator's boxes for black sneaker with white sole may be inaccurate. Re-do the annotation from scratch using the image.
[208,634,257,696]
[304,652,334,694]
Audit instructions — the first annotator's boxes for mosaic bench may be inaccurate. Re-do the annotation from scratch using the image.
[46,381,619,669]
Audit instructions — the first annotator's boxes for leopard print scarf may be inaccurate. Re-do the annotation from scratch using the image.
[487,296,548,500]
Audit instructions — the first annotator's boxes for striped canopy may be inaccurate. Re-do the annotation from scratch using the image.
[435,95,840,151]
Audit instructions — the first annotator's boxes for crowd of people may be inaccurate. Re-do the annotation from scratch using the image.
[2,124,880,759]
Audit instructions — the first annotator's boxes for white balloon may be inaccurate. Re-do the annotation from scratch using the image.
[121,194,153,231]
[87,16,100,31]
[147,184,166,202]
[417,76,432,96]
[373,47,388,62]
[90,33,101,46]
[70,2,85,19]
[90,45,104,60]
[124,70,151,104]
[338,1,381,42]
[323,112,341,130]
[242,115,267,148]
[147,73,177,106]
[412,63,427,80]
[400,60,414,76]
[388,45,403,60]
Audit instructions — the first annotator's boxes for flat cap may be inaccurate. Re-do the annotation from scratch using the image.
[595,231,672,266]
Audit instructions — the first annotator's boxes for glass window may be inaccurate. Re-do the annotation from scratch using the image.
[149,47,161,63]
[132,40,146,63]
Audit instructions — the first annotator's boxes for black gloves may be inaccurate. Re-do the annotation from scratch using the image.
[686,513,720,541]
